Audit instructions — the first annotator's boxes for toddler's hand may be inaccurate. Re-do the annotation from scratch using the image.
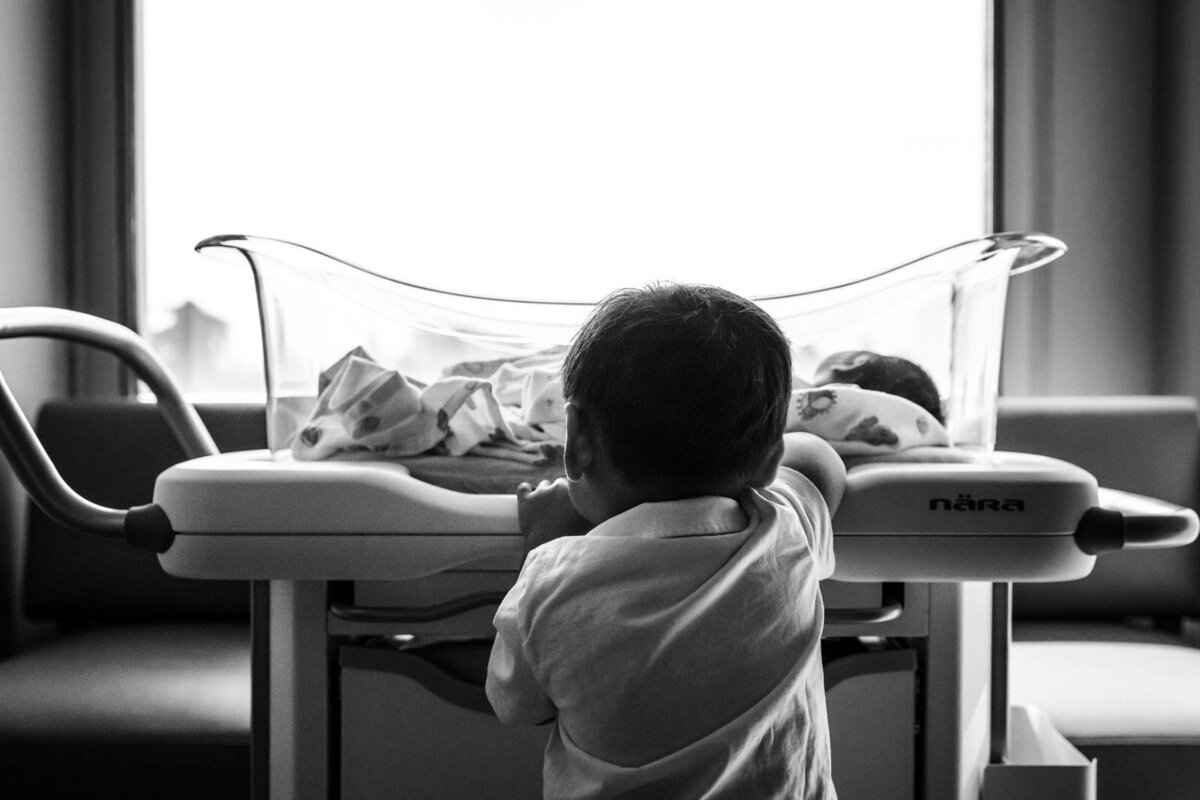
[517,478,592,553]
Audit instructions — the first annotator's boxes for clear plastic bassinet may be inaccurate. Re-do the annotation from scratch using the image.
[195,232,1066,457]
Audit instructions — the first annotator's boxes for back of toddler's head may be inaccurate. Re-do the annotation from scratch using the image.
[562,283,791,491]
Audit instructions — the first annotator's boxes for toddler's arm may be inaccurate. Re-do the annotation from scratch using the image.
[488,579,557,725]
[779,431,846,516]
[517,477,593,553]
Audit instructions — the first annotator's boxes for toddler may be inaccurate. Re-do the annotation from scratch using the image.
[486,283,845,799]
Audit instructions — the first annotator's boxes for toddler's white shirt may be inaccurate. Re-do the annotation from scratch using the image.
[487,467,837,800]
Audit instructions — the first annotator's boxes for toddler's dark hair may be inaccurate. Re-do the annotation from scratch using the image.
[561,283,791,491]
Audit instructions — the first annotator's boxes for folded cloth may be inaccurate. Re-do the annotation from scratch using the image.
[291,347,566,465]
[787,385,950,455]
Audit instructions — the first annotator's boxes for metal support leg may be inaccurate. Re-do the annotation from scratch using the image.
[990,582,1012,766]
[252,580,271,800]
[270,581,332,800]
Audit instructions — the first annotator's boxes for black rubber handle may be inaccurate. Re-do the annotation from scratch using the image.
[1074,487,1200,555]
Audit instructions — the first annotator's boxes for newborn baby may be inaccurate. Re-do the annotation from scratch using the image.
[812,350,944,424]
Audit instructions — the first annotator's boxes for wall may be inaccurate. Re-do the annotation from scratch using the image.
[0,0,70,653]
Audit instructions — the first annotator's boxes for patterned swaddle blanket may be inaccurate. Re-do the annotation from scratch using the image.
[786,385,948,455]
[291,348,950,464]
[292,348,567,465]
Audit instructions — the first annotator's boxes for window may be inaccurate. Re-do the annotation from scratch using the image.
[141,0,989,397]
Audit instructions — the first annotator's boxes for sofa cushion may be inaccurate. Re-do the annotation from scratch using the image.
[996,396,1199,506]
[0,623,249,742]
[23,401,265,623]
[1010,639,1200,745]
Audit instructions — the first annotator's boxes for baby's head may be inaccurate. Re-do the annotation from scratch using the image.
[561,283,791,515]
[814,350,944,423]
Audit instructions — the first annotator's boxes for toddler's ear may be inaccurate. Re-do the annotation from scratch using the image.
[750,438,786,487]
[563,402,594,481]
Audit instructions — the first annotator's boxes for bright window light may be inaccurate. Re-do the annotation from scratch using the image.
[141,0,989,397]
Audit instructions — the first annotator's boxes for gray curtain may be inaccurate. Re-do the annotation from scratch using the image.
[999,0,1200,400]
